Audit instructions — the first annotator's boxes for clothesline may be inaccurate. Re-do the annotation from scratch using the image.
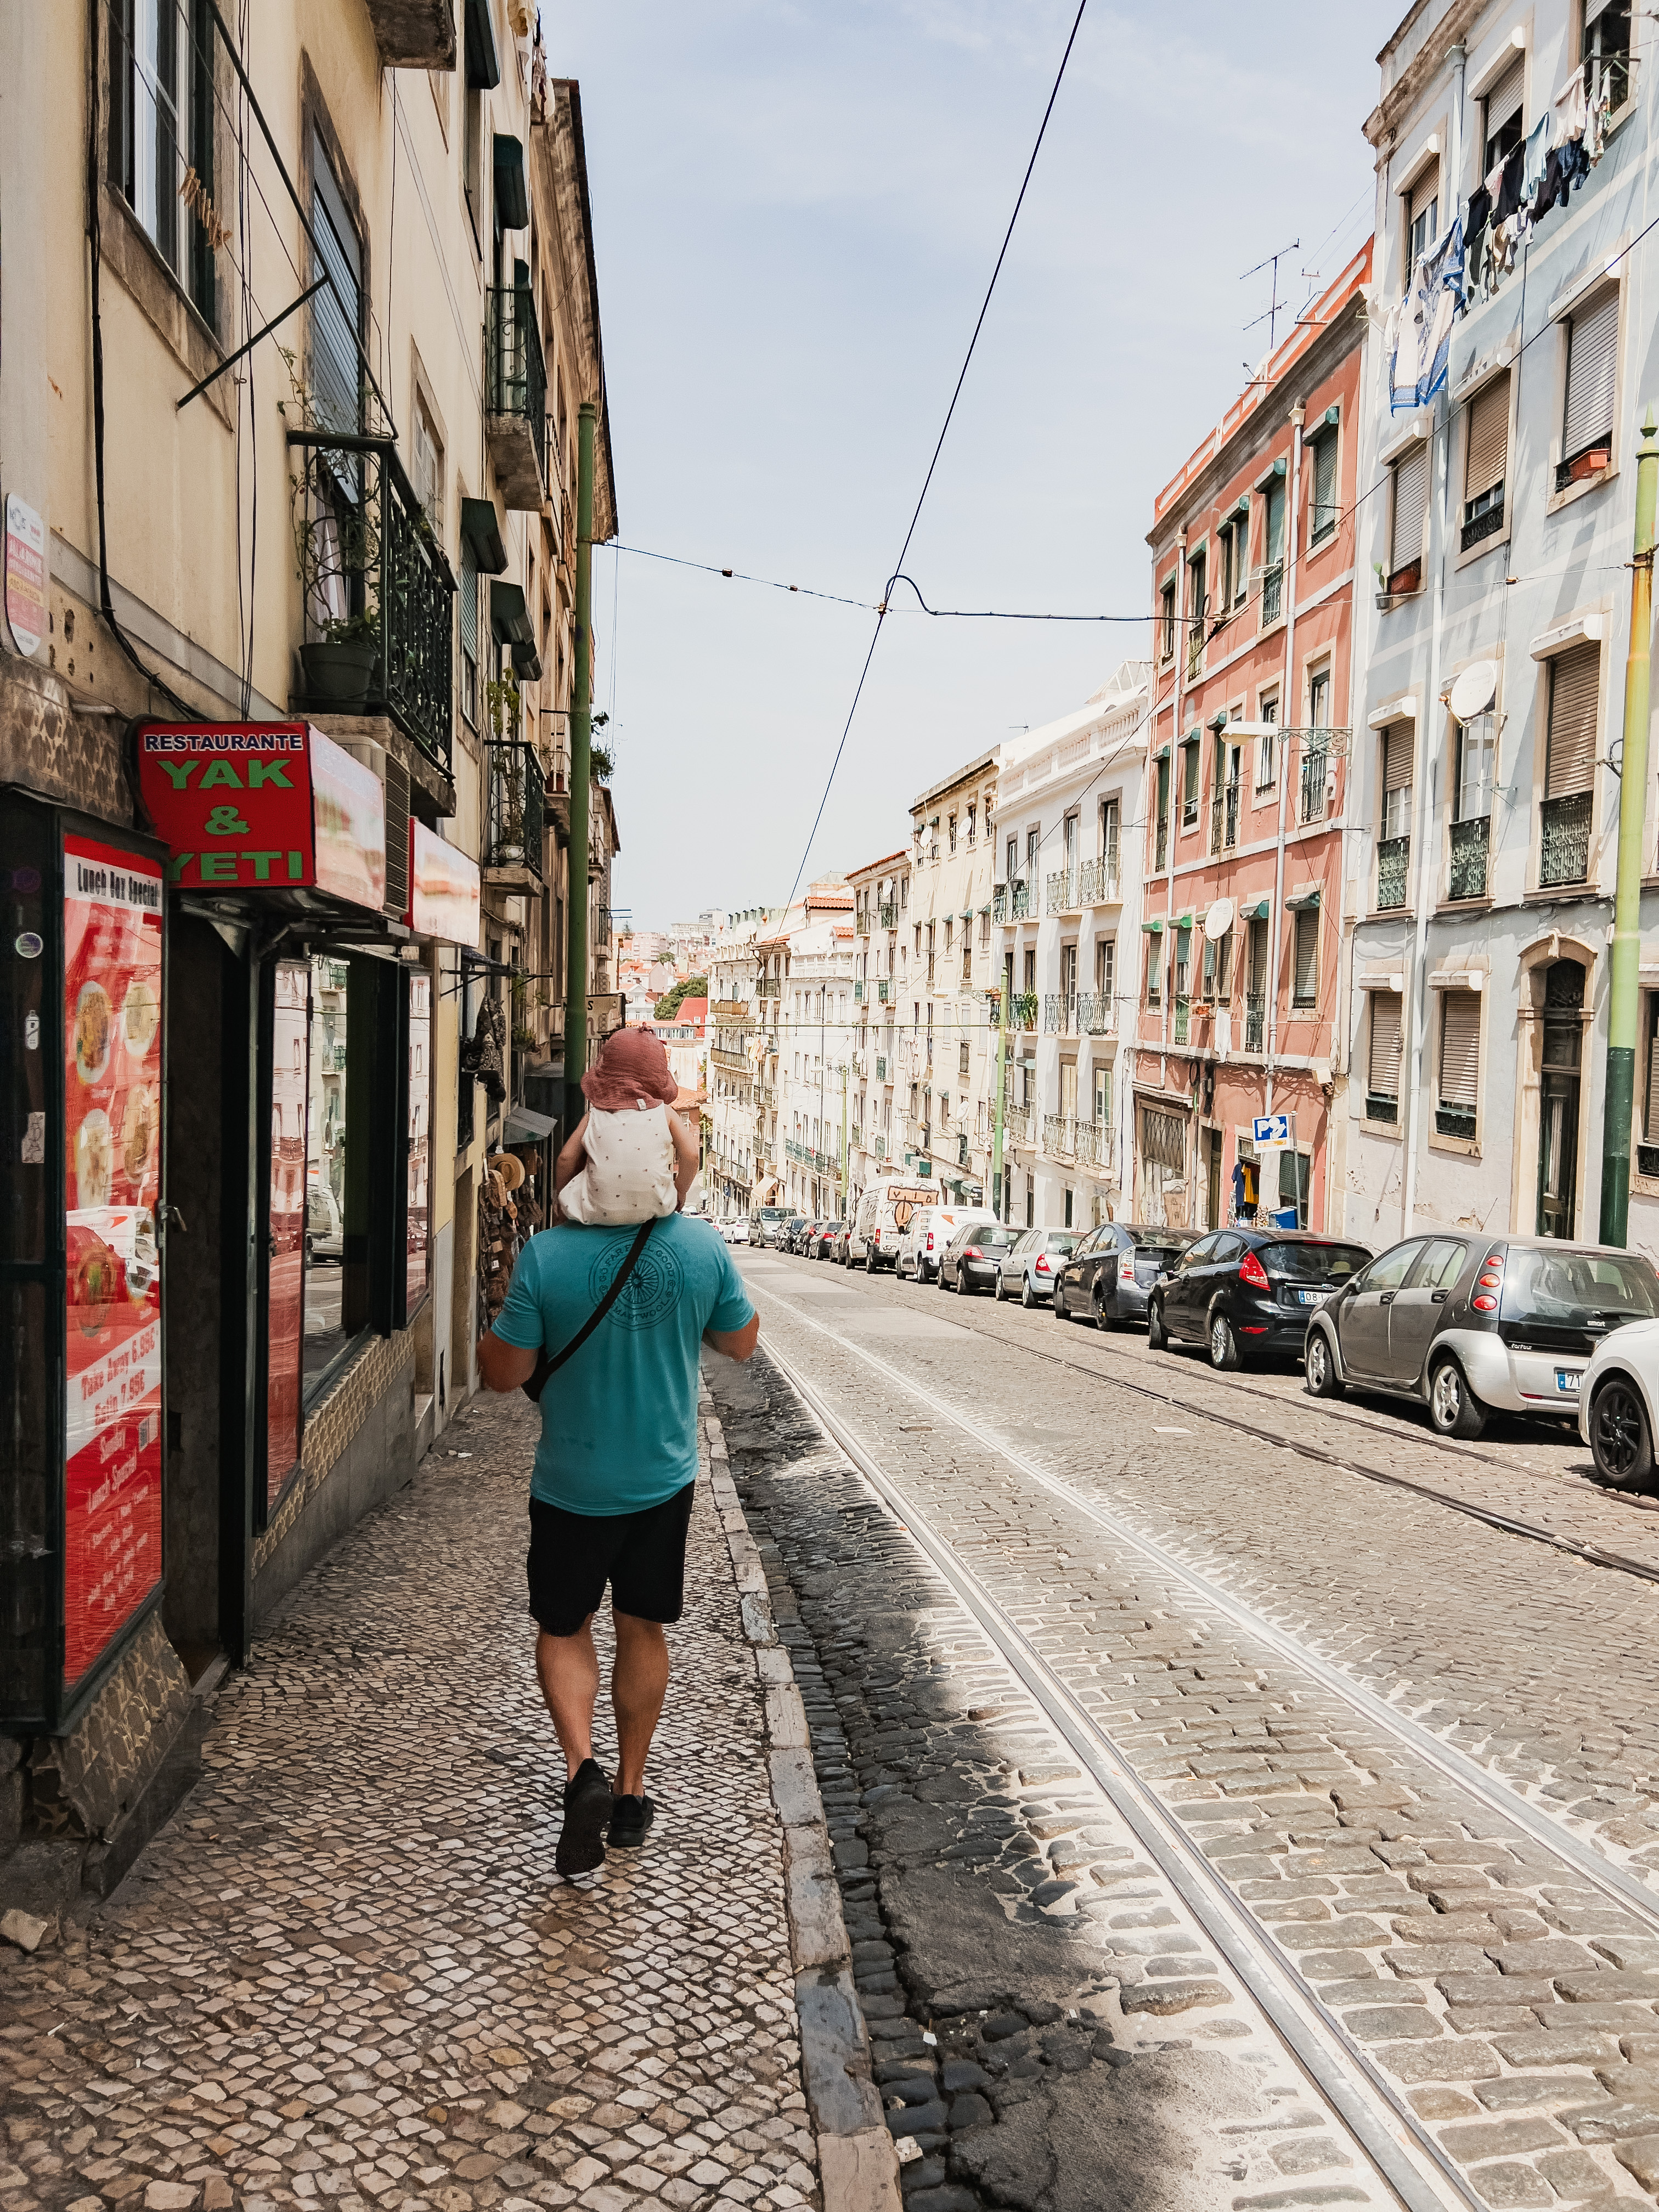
[1387,57,1614,416]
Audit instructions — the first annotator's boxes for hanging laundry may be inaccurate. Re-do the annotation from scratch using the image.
[1493,142,1525,223]
[468,995,508,1104]
[1389,218,1463,412]
[1585,70,1612,164]
[1554,61,1588,148]
[1465,184,1493,297]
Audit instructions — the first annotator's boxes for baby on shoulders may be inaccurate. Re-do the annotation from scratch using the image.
[555,1025,700,1225]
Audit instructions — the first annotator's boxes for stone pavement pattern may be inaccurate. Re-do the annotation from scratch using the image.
[0,1393,818,2212]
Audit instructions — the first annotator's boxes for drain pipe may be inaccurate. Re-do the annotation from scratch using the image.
[1401,42,1464,1239]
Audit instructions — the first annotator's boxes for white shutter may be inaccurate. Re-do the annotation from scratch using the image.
[1368,994,1403,1096]
[1391,445,1427,573]
[1465,375,1510,502]
[1563,289,1619,461]
[1439,992,1481,1107]
[1547,641,1600,797]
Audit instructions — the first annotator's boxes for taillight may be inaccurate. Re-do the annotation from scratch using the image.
[1119,1257,1135,1282]
[1473,1294,1498,1312]
[1239,1250,1271,1291]
[964,1246,983,1261]
[1036,1255,1051,1273]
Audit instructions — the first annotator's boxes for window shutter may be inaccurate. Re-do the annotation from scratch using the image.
[1293,910,1318,1001]
[1486,56,1523,138]
[1647,1008,1659,1141]
[1313,435,1338,533]
[1383,722,1414,793]
[1465,375,1510,501]
[1369,993,1403,1095]
[1439,992,1481,1106]
[1546,641,1600,797]
[311,150,363,436]
[1564,290,1619,460]
[459,542,477,657]
[1391,445,1427,570]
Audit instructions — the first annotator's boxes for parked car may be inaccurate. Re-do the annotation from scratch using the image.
[783,1215,812,1254]
[1580,1316,1659,1485]
[306,1181,343,1262]
[940,1218,1024,1293]
[899,1203,995,1283]
[720,1217,751,1245]
[1052,1222,1198,1327]
[752,1205,791,1248]
[853,1180,932,1271]
[830,1218,855,1265]
[1149,1228,1373,1372]
[1306,1233,1659,1439]
[808,1219,844,1259]
[994,1226,1079,1307]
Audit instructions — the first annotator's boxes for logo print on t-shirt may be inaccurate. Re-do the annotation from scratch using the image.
[587,1236,685,1331]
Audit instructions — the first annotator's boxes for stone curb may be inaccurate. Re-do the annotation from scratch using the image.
[701,1387,902,2212]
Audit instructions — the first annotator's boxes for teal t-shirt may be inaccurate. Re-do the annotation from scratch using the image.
[490,1214,755,1515]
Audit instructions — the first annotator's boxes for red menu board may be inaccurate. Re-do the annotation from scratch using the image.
[62,836,165,1688]
[267,961,309,1503]
[407,972,430,1312]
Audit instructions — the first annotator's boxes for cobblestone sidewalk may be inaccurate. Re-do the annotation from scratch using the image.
[0,1391,819,2212]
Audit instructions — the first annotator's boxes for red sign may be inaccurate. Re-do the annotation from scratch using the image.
[62,835,164,1688]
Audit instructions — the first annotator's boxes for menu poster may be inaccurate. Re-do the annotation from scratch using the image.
[267,961,309,1503]
[407,973,430,1312]
[62,835,164,1688]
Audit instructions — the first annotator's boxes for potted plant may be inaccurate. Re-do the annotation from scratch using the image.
[302,608,380,703]
[281,348,384,707]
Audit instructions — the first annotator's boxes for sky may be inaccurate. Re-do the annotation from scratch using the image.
[551,1,1404,932]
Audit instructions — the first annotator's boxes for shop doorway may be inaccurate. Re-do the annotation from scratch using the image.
[1537,960,1585,1239]
[1204,1128,1222,1230]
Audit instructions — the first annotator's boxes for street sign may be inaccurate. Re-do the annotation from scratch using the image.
[1253,1113,1291,1146]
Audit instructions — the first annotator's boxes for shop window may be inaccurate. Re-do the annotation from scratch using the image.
[108,0,219,326]
[1367,992,1403,1124]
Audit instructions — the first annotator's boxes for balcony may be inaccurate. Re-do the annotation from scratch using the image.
[992,885,1008,924]
[1043,1114,1077,1159]
[1046,870,1079,914]
[1075,991,1113,1035]
[1210,785,1240,853]
[1449,815,1490,901]
[1010,880,1033,921]
[1540,791,1592,887]
[1173,994,1190,1046]
[1377,836,1410,910]
[287,430,456,777]
[877,1056,888,1082]
[880,900,896,929]
[877,979,890,1003]
[484,741,544,883]
[1299,745,1330,825]
[1186,618,1205,682]
[1005,1105,1032,1149]
[362,0,456,67]
[1077,856,1121,904]
[1261,562,1283,627]
[1043,992,1077,1035]
[1011,991,1039,1032]
[486,281,548,510]
[1075,1119,1115,1174]
[853,979,865,1002]
[1244,993,1266,1053]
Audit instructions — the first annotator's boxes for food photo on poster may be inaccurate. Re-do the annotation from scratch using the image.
[62,836,165,1689]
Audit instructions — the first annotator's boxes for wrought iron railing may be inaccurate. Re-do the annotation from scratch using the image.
[1261,562,1283,627]
[1011,881,1032,921]
[486,284,548,485]
[287,430,456,772]
[485,741,545,877]
[1211,785,1241,853]
[1449,815,1489,901]
[1046,870,1078,913]
[1244,993,1266,1053]
[1074,1120,1114,1172]
[1462,495,1505,553]
[1435,1101,1477,1141]
[1077,856,1121,904]
[1043,993,1077,1035]
[1366,1091,1400,1125]
[1075,991,1113,1035]
[1173,994,1190,1045]
[879,900,896,929]
[1004,1105,1031,1148]
[1011,991,1039,1031]
[992,885,1008,924]
[1539,791,1592,887]
[1299,745,1329,825]
[1377,836,1410,910]
[1043,1115,1077,1158]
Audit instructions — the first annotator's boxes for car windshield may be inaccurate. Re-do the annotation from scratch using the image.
[1128,1234,1186,1263]
[1263,1241,1372,1283]
[1045,1232,1079,1252]
[758,1207,787,1222]
[1500,1248,1659,1325]
[963,1224,1019,1249]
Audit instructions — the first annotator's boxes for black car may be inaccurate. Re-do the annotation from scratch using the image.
[1053,1222,1198,1328]
[940,1219,1024,1293]
[808,1219,844,1259]
[1148,1228,1373,1370]
[783,1215,811,1254]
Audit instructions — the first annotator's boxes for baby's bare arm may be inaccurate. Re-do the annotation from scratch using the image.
[668,1107,701,1207]
[554,1112,589,1199]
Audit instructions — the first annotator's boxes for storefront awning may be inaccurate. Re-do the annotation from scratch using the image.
[504,1106,557,1143]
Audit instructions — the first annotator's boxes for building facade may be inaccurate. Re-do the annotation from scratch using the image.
[847,850,912,1216]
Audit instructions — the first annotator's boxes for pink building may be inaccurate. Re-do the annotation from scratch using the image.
[1136,242,1372,1232]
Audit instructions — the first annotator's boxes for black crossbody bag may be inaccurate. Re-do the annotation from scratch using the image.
[520,1217,657,1404]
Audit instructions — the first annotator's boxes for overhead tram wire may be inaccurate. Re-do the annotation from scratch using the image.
[778,0,1092,916]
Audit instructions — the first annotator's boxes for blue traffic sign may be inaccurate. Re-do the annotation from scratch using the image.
[1252,1113,1291,1145]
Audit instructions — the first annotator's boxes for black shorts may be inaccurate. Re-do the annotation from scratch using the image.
[526,1483,696,1638]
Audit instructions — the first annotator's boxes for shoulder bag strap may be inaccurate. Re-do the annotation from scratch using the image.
[520,1216,657,1403]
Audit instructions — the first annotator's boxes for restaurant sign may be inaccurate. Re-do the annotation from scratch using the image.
[136,720,386,910]
[407,820,480,947]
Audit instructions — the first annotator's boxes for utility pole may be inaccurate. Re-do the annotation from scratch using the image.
[566,399,596,1117]
[1600,408,1659,1245]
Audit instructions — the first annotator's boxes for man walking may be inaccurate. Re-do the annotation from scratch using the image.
[478,1090,758,1878]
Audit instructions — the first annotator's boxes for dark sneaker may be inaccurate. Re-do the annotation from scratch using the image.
[608,1793,656,1848]
[556,1758,613,1878]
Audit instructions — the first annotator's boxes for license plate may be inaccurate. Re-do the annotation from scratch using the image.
[1296,1289,1328,1306]
[1556,1368,1583,1394]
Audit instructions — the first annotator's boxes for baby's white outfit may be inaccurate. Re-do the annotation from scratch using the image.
[560,1099,679,1224]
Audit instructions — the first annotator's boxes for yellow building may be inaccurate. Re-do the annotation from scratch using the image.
[0,0,615,1896]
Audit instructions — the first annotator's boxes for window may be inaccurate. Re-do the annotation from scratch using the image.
[966,802,977,844]
[1262,477,1286,624]
[1463,374,1510,549]
[411,391,444,529]
[1559,286,1619,487]
[1181,737,1201,828]
[1542,640,1599,885]
[1221,510,1250,606]
[1155,755,1170,870]
[1173,926,1191,1001]
[1006,835,1018,886]
[1309,428,1339,545]
[1437,990,1480,1139]
[1405,174,1438,287]
[1097,936,1115,1003]
[1382,723,1414,839]
[1389,442,1427,588]
[108,0,218,325]
[1643,996,1659,1176]
[1215,927,1233,1002]
[1456,711,1496,822]
[1187,549,1207,676]
[1583,0,1633,115]
[1308,668,1331,736]
[1159,575,1177,662]
[1291,909,1319,1006]
[1201,933,1217,1000]
[1256,696,1278,791]
[459,539,479,727]
[1482,54,1525,173]
[959,1041,970,1080]
[1100,797,1120,875]
[311,143,364,436]
[1146,935,1162,1005]
[948,812,958,854]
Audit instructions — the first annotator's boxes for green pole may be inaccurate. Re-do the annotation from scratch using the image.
[1600,407,1659,1246]
[992,992,1006,1220]
[567,399,596,1109]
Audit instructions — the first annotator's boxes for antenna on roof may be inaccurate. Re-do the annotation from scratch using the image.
[1241,238,1300,354]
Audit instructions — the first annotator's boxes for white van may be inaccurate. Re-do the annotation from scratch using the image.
[853,1182,932,1272]
[899,1203,997,1283]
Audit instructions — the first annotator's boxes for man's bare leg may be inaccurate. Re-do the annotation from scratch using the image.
[536,1621,601,1780]
[612,1610,670,1797]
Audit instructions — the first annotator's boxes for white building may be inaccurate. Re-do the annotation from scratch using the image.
[847,849,912,1215]
[780,885,856,1218]
[993,663,1153,1227]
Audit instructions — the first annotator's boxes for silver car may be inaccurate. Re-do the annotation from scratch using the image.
[994,1227,1080,1307]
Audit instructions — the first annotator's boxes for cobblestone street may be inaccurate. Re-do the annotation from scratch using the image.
[0,1395,818,2212]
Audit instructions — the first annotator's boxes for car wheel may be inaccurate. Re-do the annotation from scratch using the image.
[1590,1376,1655,1487]
[1305,1329,1344,1398]
[1053,1284,1066,1319]
[1429,1357,1487,1439]
[1091,1290,1114,1333]
[1208,1308,1242,1372]
[1147,1297,1169,1351]
[1021,1276,1036,1309]
[305,1232,315,1260]
[994,1273,1006,1302]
